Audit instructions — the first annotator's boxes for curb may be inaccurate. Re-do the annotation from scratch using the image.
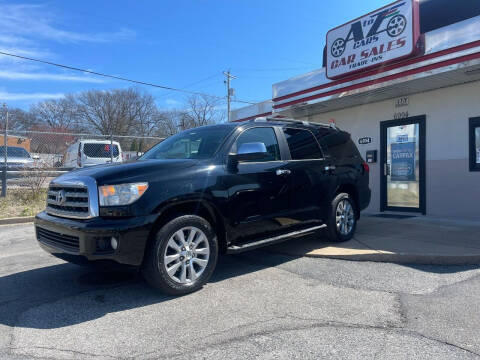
[0,216,35,226]
[268,249,480,265]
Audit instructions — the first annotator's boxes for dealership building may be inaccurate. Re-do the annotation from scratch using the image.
[230,0,480,220]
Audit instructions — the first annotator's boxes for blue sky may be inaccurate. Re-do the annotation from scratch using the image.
[0,0,387,110]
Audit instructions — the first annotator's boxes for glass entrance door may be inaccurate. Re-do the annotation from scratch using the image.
[380,116,426,214]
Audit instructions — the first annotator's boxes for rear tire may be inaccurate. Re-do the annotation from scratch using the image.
[327,193,357,242]
[141,215,218,295]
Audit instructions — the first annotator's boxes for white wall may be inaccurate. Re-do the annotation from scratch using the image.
[305,81,480,219]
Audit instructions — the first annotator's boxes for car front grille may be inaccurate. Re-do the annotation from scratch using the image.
[36,227,80,252]
[46,185,90,218]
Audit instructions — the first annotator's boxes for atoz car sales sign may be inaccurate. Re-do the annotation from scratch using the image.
[326,0,420,79]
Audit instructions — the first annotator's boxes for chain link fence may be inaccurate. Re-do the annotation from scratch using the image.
[0,127,164,217]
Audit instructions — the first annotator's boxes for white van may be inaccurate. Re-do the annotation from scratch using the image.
[63,140,123,169]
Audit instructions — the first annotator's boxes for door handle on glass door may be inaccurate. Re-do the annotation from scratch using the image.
[384,163,391,176]
[276,169,291,176]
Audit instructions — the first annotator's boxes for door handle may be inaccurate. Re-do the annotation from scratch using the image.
[384,163,391,176]
[324,165,336,172]
[276,169,291,176]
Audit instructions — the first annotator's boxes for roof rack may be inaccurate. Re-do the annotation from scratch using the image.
[253,116,337,129]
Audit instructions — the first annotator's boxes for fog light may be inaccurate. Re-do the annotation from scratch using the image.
[111,237,119,250]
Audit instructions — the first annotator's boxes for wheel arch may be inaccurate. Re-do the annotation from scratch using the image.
[145,198,228,260]
[334,183,360,219]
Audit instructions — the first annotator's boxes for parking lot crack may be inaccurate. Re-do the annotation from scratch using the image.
[146,320,479,360]
[425,272,480,295]
[399,330,480,358]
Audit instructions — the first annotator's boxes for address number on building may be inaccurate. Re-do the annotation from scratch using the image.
[394,111,409,120]
[395,97,409,107]
[358,137,373,145]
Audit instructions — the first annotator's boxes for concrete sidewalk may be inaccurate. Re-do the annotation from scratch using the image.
[266,215,480,265]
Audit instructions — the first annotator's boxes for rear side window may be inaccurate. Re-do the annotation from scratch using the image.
[83,143,119,158]
[321,132,360,159]
[283,128,323,160]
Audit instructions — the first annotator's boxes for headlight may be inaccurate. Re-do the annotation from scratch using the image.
[98,183,148,206]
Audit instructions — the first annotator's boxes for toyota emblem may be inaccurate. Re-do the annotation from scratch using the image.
[56,190,66,206]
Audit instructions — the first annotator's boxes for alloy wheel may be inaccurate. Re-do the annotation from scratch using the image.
[162,226,210,284]
[336,199,355,236]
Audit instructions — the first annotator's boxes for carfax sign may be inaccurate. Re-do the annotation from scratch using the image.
[326,0,420,79]
[391,142,416,181]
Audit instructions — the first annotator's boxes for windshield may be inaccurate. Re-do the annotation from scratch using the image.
[83,143,120,158]
[0,146,31,158]
[141,126,233,160]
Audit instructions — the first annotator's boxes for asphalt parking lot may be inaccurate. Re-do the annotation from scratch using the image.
[1,224,480,359]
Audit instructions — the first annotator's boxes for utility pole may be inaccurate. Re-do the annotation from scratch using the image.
[223,70,237,122]
[1,103,8,197]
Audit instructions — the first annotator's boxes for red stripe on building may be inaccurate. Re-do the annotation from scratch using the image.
[273,51,480,109]
[273,40,480,103]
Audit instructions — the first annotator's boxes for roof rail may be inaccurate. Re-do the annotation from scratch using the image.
[253,116,337,129]
[254,116,310,125]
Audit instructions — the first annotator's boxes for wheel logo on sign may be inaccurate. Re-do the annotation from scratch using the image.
[331,38,347,58]
[387,15,407,37]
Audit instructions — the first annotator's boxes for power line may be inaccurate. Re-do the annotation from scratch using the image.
[0,51,257,105]
[155,73,221,101]
[234,66,313,72]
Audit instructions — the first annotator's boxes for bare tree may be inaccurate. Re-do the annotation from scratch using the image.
[153,110,182,137]
[3,107,37,131]
[184,94,225,128]
[75,88,157,136]
[12,89,226,155]
[30,95,81,131]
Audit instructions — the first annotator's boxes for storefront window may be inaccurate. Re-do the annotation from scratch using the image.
[470,117,480,171]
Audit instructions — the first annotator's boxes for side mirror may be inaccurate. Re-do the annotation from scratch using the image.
[228,142,268,169]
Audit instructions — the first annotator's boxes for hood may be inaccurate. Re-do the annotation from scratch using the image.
[54,159,199,185]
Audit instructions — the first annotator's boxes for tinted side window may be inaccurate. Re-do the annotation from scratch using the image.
[235,127,280,162]
[283,128,323,160]
[321,132,360,160]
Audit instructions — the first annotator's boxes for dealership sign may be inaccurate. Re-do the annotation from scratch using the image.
[326,0,420,79]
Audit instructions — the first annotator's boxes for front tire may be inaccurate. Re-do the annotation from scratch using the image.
[327,193,357,242]
[142,215,218,295]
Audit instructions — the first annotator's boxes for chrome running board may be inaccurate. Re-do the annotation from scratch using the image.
[226,225,326,254]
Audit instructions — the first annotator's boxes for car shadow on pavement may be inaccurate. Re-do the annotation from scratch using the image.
[0,251,298,330]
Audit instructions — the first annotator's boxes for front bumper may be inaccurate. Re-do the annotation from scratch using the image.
[34,211,158,266]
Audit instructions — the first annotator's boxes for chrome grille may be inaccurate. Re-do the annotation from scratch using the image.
[46,184,90,218]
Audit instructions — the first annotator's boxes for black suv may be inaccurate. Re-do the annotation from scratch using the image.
[35,117,371,294]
